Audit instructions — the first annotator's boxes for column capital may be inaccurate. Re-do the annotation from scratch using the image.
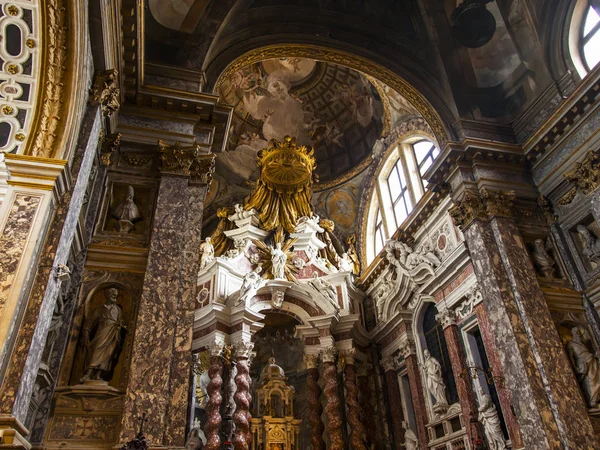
[233,340,255,359]
[398,340,417,359]
[158,140,201,177]
[449,190,487,231]
[208,339,225,358]
[319,346,338,364]
[481,188,515,219]
[381,354,399,373]
[435,308,457,329]
[90,69,120,117]
[304,354,319,370]
[340,348,356,366]
[189,153,216,186]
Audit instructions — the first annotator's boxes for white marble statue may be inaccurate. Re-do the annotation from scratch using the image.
[567,326,600,408]
[372,137,386,159]
[577,225,600,264]
[199,237,215,269]
[271,242,287,279]
[235,266,265,306]
[112,185,141,233]
[402,421,419,450]
[229,203,257,221]
[338,252,354,272]
[422,349,448,406]
[185,427,205,450]
[308,272,339,309]
[374,279,393,321]
[405,241,441,270]
[478,395,507,450]
[531,238,556,278]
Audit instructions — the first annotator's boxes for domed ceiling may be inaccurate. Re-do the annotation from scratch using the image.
[206,57,421,231]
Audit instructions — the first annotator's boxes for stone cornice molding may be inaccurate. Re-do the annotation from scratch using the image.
[4,153,68,192]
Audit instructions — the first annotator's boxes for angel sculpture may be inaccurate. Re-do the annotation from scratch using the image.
[235,266,266,306]
[308,272,339,309]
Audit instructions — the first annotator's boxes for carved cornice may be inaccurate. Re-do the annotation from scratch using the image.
[158,140,200,176]
[99,132,121,166]
[320,346,338,364]
[449,191,487,231]
[559,150,600,205]
[481,188,515,219]
[304,354,318,370]
[90,69,120,117]
[189,153,216,186]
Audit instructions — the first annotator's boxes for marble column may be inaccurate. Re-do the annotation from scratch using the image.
[120,142,209,446]
[399,342,428,450]
[320,346,343,450]
[0,106,102,446]
[357,364,377,450]
[436,309,484,446]
[304,354,325,450]
[381,355,405,450]
[233,341,254,450]
[450,189,597,449]
[342,350,366,450]
[205,341,224,450]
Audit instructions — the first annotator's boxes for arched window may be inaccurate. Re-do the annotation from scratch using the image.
[365,135,440,265]
[570,2,600,78]
[423,304,459,405]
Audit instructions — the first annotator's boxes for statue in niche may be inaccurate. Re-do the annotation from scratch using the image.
[271,242,287,279]
[577,225,600,264]
[185,428,204,450]
[308,272,339,309]
[235,266,266,306]
[478,395,507,450]
[199,237,215,270]
[421,349,448,407]
[402,421,418,450]
[112,185,141,233]
[531,238,556,278]
[567,326,600,408]
[81,287,126,382]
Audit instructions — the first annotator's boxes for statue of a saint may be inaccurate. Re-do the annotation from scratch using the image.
[271,242,287,279]
[478,395,507,450]
[199,237,215,270]
[346,234,361,275]
[235,266,265,306]
[531,238,556,278]
[308,272,339,309]
[402,421,419,450]
[111,185,141,233]
[422,349,448,407]
[567,326,600,408]
[577,225,600,264]
[338,253,354,272]
[185,428,204,450]
[81,287,126,382]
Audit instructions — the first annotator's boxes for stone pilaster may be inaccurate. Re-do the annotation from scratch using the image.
[320,346,343,450]
[436,308,485,446]
[381,355,405,450]
[304,354,325,450]
[341,350,366,450]
[120,141,211,446]
[451,189,597,449]
[399,342,428,450]
[0,106,102,446]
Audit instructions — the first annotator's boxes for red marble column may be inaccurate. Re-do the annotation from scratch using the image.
[381,355,405,448]
[205,342,224,450]
[342,350,366,450]
[304,354,325,450]
[400,342,428,450]
[437,308,485,446]
[233,341,254,450]
[474,302,524,448]
[320,347,343,450]
[357,364,377,450]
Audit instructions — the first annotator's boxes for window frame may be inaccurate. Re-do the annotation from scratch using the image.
[580,4,600,72]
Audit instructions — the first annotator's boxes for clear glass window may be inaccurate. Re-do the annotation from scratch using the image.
[412,139,440,188]
[374,209,385,256]
[582,5,600,72]
[387,159,412,227]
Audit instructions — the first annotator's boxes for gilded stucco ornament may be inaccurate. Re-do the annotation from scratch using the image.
[481,188,515,219]
[245,136,316,233]
[189,153,216,186]
[158,140,201,176]
[449,191,487,230]
[210,207,235,257]
[562,150,600,204]
[90,69,121,117]
[99,132,121,166]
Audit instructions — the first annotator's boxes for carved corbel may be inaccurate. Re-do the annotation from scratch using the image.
[158,140,200,176]
[90,69,120,117]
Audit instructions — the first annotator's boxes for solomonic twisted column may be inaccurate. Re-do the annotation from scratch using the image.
[233,341,254,450]
[320,346,344,450]
[342,350,366,450]
[357,363,376,449]
[205,342,224,450]
[304,354,326,450]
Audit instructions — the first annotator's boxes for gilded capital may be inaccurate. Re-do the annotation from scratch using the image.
[449,191,487,231]
[563,150,600,201]
[189,153,216,185]
[99,132,121,166]
[90,69,120,117]
[158,140,200,177]
[481,188,515,219]
[304,354,319,370]
[319,346,338,364]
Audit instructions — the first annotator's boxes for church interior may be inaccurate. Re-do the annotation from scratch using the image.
[4,1,600,449]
